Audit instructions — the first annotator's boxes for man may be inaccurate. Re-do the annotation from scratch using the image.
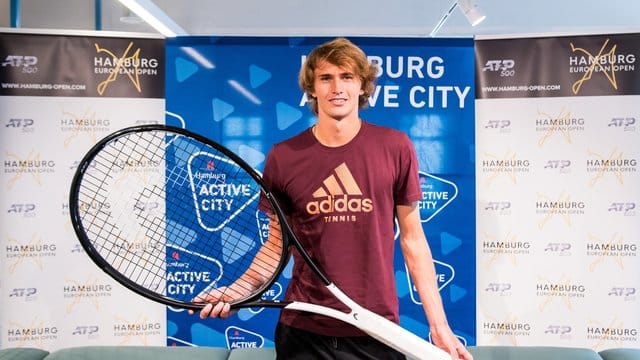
[197,37,472,360]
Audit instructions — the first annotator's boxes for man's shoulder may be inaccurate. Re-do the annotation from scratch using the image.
[363,121,410,142]
[270,128,314,154]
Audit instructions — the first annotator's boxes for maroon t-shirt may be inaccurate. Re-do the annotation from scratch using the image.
[261,121,422,336]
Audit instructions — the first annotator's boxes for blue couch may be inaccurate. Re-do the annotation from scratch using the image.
[1,345,639,360]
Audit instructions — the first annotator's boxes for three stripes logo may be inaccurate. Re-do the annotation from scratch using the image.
[305,162,373,216]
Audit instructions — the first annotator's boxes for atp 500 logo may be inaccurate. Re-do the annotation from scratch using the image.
[608,117,636,132]
[2,55,38,73]
[484,201,512,215]
[608,202,636,216]
[608,287,636,301]
[9,287,38,301]
[5,118,35,132]
[72,325,100,339]
[485,282,512,296]
[484,119,511,134]
[482,59,515,77]
[545,325,572,339]
[7,203,37,217]
[544,160,571,174]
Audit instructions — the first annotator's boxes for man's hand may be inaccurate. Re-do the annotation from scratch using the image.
[430,324,474,360]
[188,286,240,319]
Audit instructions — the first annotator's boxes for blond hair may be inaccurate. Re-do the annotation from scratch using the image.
[299,38,378,115]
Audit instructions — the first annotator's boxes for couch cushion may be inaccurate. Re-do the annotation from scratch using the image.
[599,348,640,360]
[468,346,602,360]
[45,346,229,360]
[0,347,49,360]
[227,347,276,360]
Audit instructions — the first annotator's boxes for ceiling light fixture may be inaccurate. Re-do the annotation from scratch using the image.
[429,0,486,37]
[118,0,187,37]
[117,1,215,71]
[457,0,486,27]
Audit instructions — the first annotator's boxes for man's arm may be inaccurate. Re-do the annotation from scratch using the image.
[396,202,473,360]
[192,214,284,319]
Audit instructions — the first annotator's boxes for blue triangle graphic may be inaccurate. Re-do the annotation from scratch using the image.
[212,98,234,122]
[238,145,266,168]
[276,102,303,130]
[221,227,255,263]
[167,320,178,337]
[249,64,272,88]
[449,284,467,303]
[175,57,198,82]
[441,231,462,255]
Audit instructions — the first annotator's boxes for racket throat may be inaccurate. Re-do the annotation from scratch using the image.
[286,283,364,324]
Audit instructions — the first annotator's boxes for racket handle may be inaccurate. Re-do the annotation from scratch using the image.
[286,284,451,360]
[353,306,451,360]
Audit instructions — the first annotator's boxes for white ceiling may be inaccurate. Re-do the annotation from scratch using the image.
[146,0,640,38]
[1,0,639,38]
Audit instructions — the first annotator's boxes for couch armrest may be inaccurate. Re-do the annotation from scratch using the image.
[468,346,602,360]
[227,348,276,360]
[599,348,640,360]
[0,347,49,360]
[44,346,229,360]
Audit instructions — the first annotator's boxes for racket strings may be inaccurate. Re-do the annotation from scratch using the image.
[76,128,285,306]
[85,132,169,288]
[184,151,284,303]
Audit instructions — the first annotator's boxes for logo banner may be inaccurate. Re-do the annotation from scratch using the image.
[475,33,639,349]
[0,31,166,351]
[475,32,640,98]
[0,33,164,98]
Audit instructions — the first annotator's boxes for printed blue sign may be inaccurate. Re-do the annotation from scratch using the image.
[165,36,476,348]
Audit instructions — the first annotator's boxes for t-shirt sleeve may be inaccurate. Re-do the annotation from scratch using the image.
[394,133,422,205]
[258,144,292,214]
[258,148,277,214]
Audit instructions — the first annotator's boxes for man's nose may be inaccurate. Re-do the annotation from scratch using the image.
[330,81,343,94]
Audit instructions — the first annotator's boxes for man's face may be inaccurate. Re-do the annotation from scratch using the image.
[311,61,364,121]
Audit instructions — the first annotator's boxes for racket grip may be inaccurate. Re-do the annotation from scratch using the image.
[286,284,451,360]
[354,306,451,360]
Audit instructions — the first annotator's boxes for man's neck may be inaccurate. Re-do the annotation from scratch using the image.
[313,116,362,147]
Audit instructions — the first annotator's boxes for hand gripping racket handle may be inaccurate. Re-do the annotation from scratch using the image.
[285,284,450,360]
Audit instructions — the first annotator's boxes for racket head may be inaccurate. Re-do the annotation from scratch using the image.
[69,125,290,310]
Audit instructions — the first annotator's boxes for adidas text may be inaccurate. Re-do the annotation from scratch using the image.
[306,195,373,215]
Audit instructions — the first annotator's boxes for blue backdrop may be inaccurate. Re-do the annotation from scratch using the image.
[164,36,476,349]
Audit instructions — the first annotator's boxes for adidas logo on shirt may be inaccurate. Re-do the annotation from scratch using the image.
[305,162,373,215]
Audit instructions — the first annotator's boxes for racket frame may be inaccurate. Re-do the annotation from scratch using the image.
[69,125,295,310]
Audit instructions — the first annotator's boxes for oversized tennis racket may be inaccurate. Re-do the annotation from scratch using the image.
[69,124,450,360]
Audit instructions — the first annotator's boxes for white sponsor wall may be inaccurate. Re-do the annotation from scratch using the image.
[0,30,166,350]
[475,33,639,349]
